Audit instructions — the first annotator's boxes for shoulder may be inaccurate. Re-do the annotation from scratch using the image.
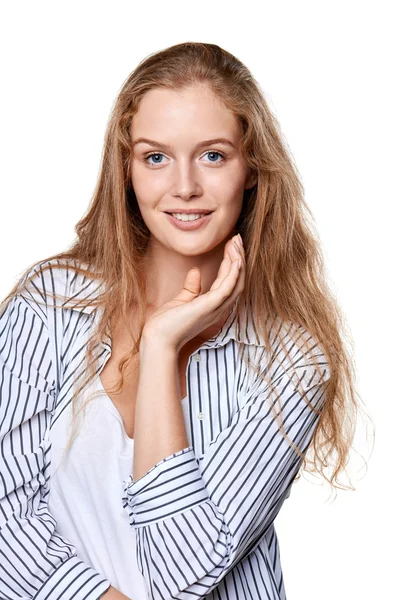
[248,316,331,389]
[18,258,102,316]
[273,319,331,386]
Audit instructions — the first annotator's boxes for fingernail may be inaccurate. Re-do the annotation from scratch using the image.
[238,233,243,245]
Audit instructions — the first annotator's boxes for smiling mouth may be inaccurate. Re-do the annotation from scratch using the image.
[164,211,213,215]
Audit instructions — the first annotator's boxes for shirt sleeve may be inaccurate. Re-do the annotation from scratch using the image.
[121,352,330,600]
[0,293,112,600]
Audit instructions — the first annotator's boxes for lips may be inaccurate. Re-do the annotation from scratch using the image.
[163,210,213,215]
[165,211,213,231]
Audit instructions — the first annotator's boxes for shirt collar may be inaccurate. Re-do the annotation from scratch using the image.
[199,296,265,349]
[70,276,264,349]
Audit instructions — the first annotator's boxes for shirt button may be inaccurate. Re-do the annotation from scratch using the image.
[193,353,201,362]
[197,412,206,420]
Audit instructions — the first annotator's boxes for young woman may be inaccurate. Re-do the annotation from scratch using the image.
[0,42,369,600]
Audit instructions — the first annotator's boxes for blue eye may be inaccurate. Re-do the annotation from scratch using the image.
[203,151,225,163]
[144,151,226,167]
[144,153,165,165]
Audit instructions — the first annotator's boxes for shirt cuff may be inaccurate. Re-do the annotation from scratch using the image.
[121,446,209,527]
[34,555,111,600]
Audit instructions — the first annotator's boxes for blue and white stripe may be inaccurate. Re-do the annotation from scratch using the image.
[0,259,330,600]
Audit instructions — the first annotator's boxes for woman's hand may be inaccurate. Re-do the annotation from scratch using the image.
[141,233,245,353]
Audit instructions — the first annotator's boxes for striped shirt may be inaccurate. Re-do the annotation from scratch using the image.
[0,259,330,600]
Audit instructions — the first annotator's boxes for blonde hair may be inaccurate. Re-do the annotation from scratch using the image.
[1,41,373,494]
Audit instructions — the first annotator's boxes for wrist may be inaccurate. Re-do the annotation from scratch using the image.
[140,330,178,354]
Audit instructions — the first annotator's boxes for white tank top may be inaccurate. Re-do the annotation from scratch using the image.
[48,373,149,600]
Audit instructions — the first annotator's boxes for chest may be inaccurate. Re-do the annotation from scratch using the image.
[98,312,228,440]
[56,313,249,459]
[99,340,200,439]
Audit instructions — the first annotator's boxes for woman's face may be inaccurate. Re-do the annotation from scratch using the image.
[130,84,256,256]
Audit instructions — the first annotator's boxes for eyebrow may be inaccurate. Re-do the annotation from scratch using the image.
[132,137,236,151]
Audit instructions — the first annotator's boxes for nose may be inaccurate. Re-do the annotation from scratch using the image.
[171,159,201,200]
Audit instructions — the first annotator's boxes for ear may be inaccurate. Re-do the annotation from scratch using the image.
[244,168,258,190]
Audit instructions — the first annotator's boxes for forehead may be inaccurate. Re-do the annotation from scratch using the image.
[130,85,241,141]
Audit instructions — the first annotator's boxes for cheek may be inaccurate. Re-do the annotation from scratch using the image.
[133,176,169,206]
[131,161,148,192]
[210,162,247,194]
[214,177,246,209]
[216,184,246,225]
[131,164,161,211]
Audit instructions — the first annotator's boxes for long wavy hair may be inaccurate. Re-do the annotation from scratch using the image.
[1,41,374,494]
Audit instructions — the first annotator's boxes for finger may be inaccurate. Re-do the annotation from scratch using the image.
[177,238,244,311]
[209,238,238,292]
[215,238,246,305]
[212,239,244,290]
[229,236,245,265]
[182,246,244,322]
[218,238,236,276]
[214,258,246,316]
[229,239,246,285]
[174,267,202,303]
[209,257,242,310]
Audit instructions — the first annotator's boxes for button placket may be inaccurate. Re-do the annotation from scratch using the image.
[191,351,207,421]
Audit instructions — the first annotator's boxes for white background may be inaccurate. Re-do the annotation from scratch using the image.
[1,1,398,598]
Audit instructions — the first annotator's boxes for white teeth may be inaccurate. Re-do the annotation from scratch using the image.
[171,213,208,221]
